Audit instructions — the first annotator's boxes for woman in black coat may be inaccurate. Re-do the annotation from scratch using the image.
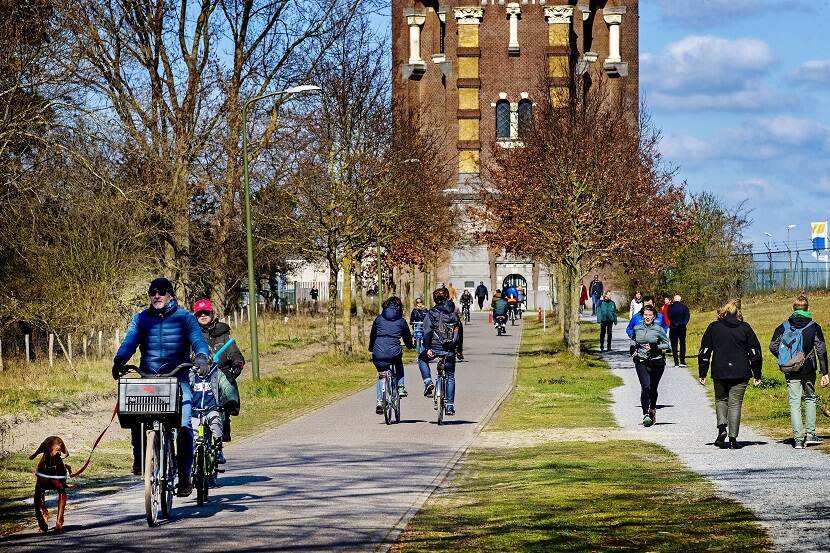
[370,296,414,413]
[698,299,762,449]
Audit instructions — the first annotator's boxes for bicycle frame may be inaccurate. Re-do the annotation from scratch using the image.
[380,365,400,425]
[434,356,449,425]
[192,407,221,506]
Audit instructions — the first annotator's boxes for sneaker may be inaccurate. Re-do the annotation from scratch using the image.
[673,363,679,368]
[729,438,742,450]
[375,401,383,414]
[446,405,455,416]
[398,385,408,398]
[794,438,805,449]
[424,382,435,397]
[642,414,653,427]
[648,408,656,424]
[216,450,226,465]
[805,433,823,446]
[679,363,688,368]
[176,478,193,497]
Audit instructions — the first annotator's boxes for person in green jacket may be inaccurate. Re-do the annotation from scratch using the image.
[596,291,618,352]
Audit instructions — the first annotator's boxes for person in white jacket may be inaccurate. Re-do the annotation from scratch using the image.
[629,291,643,320]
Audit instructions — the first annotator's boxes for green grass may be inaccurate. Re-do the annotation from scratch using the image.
[0,315,374,536]
[394,441,772,553]
[684,291,830,442]
[395,317,772,552]
[490,321,620,431]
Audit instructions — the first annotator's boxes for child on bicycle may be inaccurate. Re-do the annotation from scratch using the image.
[418,287,461,416]
[369,296,414,413]
[189,359,240,463]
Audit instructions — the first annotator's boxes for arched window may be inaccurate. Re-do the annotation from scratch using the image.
[518,100,533,138]
[496,100,510,139]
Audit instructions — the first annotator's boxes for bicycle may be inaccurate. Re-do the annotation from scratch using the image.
[191,405,224,506]
[461,303,471,324]
[413,321,424,354]
[117,362,191,527]
[508,303,517,326]
[380,364,401,425]
[433,355,450,425]
[494,314,507,336]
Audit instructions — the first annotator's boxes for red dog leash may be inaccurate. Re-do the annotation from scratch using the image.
[69,401,118,478]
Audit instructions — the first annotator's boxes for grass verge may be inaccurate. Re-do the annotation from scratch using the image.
[395,317,772,552]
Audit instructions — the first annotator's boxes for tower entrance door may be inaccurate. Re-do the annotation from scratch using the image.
[502,274,527,290]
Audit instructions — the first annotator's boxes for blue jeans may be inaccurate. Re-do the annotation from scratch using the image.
[418,350,456,405]
[130,380,193,479]
[374,357,404,401]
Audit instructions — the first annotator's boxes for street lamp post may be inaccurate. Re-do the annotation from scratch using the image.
[786,224,796,289]
[242,84,320,380]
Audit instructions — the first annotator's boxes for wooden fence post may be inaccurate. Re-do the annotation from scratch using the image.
[83,335,87,360]
[68,334,73,361]
[0,337,4,371]
[25,334,30,364]
[49,334,54,367]
[98,330,103,358]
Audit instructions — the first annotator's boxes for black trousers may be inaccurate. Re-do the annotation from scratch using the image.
[670,325,687,365]
[599,321,613,350]
[477,297,484,310]
[634,358,666,414]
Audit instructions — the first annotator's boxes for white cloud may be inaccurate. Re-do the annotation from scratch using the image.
[642,36,774,94]
[658,1,816,26]
[790,59,830,85]
[660,133,715,161]
[648,88,787,112]
[750,116,830,147]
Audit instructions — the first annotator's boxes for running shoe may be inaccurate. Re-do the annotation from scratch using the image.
[642,414,653,427]
[446,405,455,416]
[805,433,823,446]
[398,385,408,398]
[794,438,805,449]
[375,401,383,414]
[424,382,435,397]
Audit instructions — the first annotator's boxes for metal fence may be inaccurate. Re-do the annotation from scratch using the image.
[745,243,830,292]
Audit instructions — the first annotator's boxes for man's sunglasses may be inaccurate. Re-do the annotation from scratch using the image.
[148,288,170,297]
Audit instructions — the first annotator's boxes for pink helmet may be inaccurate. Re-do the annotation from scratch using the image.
[193,299,214,314]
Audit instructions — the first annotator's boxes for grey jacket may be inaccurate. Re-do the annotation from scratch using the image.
[631,323,671,362]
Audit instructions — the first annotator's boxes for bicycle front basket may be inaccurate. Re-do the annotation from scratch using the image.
[117,377,181,428]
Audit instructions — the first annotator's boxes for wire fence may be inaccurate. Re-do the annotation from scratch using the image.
[746,242,830,292]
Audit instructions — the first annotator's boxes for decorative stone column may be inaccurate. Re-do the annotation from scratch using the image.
[455,6,484,177]
[506,3,521,55]
[401,9,426,80]
[603,6,628,77]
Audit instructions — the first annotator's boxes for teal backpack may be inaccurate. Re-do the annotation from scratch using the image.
[777,320,814,373]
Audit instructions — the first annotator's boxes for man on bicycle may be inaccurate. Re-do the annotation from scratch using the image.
[112,277,210,496]
[492,294,509,329]
[504,285,519,319]
[418,287,461,416]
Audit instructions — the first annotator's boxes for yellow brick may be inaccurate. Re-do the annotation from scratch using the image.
[458,88,479,110]
[458,119,480,141]
[548,56,569,78]
[550,87,569,108]
[548,23,569,46]
[458,57,479,79]
[458,25,479,48]
[458,150,480,174]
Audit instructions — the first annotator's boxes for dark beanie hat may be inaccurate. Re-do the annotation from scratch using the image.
[148,277,175,296]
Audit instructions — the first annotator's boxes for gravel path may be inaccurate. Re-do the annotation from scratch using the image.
[2,312,518,551]
[601,319,830,553]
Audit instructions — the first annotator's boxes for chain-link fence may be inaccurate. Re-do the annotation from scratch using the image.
[746,239,830,292]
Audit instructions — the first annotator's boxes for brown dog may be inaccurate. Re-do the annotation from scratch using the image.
[30,436,72,533]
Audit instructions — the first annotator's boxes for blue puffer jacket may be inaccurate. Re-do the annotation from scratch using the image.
[115,299,210,379]
[369,306,414,363]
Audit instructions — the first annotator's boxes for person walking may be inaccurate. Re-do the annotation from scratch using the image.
[631,305,670,427]
[667,294,690,367]
[309,286,319,313]
[769,295,829,449]
[589,275,603,315]
[579,281,588,315]
[596,291,617,352]
[698,299,763,449]
[447,283,457,302]
[629,291,643,320]
[474,281,489,311]
[660,295,672,339]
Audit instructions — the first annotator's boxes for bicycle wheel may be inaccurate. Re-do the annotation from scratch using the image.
[194,446,206,506]
[436,375,445,425]
[383,374,393,425]
[393,383,401,423]
[144,430,161,527]
[160,430,175,519]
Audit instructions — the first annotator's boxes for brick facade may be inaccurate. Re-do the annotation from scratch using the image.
[393,1,639,308]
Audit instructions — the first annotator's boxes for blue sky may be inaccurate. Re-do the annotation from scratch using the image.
[641,0,830,250]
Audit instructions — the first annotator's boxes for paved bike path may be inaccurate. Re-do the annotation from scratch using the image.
[601,319,830,553]
[4,312,519,552]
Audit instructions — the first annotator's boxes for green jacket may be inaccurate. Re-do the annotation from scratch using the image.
[596,300,617,323]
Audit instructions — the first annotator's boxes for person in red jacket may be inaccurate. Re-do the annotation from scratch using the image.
[579,281,588,314]
[661,296,672,337]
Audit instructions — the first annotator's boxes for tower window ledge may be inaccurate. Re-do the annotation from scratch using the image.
[508,45,520,56]
[432,53,447,63]
[603,61,628,78]
[401,62,427,81]
[497,139,526,149]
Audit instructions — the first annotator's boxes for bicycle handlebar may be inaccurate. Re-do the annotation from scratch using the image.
[121,362,193,378]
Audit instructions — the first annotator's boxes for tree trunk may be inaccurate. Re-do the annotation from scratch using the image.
[327,257,339,352]
[341,253,353,355]
[554,264,565,340]
[562,262,581,357]
[355,257,366,348]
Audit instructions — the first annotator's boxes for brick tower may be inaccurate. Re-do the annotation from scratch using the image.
[392,1,639,308]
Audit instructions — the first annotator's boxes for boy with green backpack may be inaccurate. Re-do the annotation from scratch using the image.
[770,295,830,448]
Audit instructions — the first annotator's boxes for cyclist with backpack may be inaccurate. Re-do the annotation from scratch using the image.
[769,295,829,449]
[459,289,473,322]
[698,299,762,449]
[418,287,461,416]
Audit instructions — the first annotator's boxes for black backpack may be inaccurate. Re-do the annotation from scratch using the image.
[431,308,460,350]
